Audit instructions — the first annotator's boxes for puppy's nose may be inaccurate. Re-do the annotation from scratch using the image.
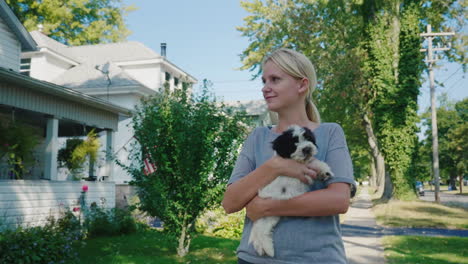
[302,147,312,156]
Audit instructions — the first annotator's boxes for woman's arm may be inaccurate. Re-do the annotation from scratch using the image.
[222,156,318,214]
[246,182,351,221]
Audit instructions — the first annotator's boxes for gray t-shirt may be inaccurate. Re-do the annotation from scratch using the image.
[228,122,355,264]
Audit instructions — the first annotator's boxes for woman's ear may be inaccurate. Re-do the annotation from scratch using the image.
[298,78,309,94]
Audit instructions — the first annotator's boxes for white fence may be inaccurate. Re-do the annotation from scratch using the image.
[0,180,115,229]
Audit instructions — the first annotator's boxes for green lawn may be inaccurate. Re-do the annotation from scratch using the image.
[383,236,468,264]
[373,200,468,229]
[77,229,239,264]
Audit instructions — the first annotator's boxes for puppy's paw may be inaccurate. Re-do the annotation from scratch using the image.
[252,236,274,257]
[318,170,334,181]
[263,236,275,257]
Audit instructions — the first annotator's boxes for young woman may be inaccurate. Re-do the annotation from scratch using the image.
[222,48,355,264]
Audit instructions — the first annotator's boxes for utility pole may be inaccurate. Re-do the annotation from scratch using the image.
[420,24,455,203]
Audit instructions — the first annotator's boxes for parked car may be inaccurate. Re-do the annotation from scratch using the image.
[416,181,425,196]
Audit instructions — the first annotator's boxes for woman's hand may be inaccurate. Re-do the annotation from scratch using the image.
[246,196,273,222]
[267,156,318,184]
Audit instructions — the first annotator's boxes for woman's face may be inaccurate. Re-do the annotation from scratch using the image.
[261,60,304,112]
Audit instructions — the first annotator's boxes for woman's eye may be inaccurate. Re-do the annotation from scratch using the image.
[272,77,279,82]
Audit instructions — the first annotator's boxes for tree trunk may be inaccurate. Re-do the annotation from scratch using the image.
[177,217,192,257]
[369,154,377,188]
[362,113,386,198]
[391,1,400,83]
[450,174,458,191]
[460,175,463,195]
[382,169,394,200]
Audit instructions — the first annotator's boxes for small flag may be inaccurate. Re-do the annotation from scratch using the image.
[144,156,157,175]
[133,136,158,175]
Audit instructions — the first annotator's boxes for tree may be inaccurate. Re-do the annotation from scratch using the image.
[237,0,466,200]
[421,96,468,190]
[120,82,249,257]
[5,0,135,45]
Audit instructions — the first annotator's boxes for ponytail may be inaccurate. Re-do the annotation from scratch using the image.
[305,98,321,123]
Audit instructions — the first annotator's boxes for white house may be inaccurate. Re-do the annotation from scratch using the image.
[21,31,197,184]
[0,0,130,228]
[225,100,276,127]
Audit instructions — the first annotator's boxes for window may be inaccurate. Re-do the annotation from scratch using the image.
[165,72,171,81]
[174,77,179,86]
[20,58,31,76]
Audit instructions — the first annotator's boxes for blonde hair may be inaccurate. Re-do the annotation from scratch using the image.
[262,48,321,123]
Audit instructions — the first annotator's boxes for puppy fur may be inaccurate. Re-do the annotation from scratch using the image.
[248,125,334,257]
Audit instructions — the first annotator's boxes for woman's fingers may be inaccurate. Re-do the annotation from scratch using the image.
[271,156,319,184]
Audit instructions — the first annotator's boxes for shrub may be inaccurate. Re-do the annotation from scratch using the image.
[0,211,82,264]
[196,206,245,239]
[85,207,137,238]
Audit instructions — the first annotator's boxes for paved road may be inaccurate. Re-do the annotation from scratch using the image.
[342,224,468,238]
[419,189,468,208]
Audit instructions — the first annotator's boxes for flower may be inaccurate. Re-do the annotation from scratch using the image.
[82,185,88,193]
[73,207,80,212]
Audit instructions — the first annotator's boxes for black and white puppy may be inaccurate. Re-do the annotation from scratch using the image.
[248,125,334,257]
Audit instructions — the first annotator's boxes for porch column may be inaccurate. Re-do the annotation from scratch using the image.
[44,117,58,180]
[105,129,115,182]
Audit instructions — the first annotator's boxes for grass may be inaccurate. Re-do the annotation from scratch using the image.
[383,236,468,264]
[77,228,239,264]
[373,200,468,229]
[446,187,468,196]
[424,184,468,196]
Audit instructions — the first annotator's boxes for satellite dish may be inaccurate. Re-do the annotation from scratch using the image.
[95,62,110,74]
[102,62,110,74]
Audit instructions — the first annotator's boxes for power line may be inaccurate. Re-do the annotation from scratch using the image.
[440,66,463,84]
[445,76,466,93]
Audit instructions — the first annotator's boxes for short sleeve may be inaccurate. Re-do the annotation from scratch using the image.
[227,128,258,185]
[324,124,357,197]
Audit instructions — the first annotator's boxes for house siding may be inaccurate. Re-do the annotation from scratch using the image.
[0,15,21,71]
[27,52,74,82]
[0,82,120,131]
[0,181,115,229]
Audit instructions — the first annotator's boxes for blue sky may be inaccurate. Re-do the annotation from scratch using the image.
[123,0,467,111]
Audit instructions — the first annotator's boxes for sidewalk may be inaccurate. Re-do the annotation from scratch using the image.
[342,186,385,264]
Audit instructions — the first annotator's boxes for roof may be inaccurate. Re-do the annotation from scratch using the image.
[53,62,143,89]
[29,31,78,63]
[30,31,162,64]
[0,66,131,116]
[0,0,36,51]
[68,41,160,64]
[28,31,197,88]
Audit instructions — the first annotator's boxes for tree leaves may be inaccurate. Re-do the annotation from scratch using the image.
[5,0,136,45]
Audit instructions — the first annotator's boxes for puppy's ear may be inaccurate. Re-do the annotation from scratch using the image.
[302,127,316,145]
[272,128,297,158]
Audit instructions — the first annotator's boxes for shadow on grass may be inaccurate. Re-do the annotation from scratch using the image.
[404,205,462,217]
[377,216,450,229]
[77,229,239,264]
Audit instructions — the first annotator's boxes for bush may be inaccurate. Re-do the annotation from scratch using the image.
[85,207,137,238]
[196,206,245,239]
[0,211,82,264]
